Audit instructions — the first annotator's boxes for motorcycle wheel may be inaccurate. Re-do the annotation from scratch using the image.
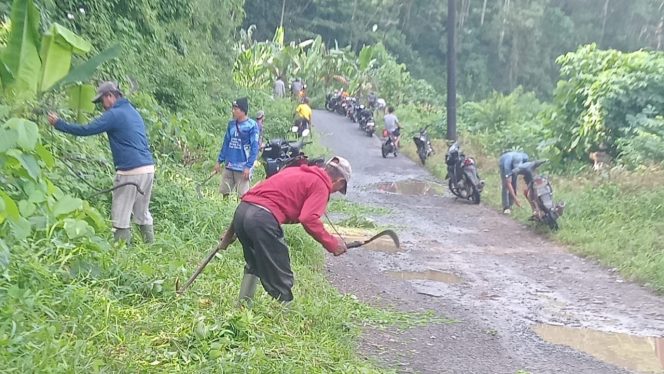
[418,148,427,165]
[471,189,481,204]
[544,212,559,230]
[448,178,463,199]
[381,146,388,158]
[325,101,334,112]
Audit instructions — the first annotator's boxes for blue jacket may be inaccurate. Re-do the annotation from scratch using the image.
[217,118,260,172]
[55,99,154,171]
[499,151,529,178]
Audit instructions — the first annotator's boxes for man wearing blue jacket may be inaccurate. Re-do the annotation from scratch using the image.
[214,97,260,198]
[499,150,529,214]
[48,81,155,244]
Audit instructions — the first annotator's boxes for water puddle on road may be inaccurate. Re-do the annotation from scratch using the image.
[533,324,664,373]
[368,180,445,196]
[386,270,463,284]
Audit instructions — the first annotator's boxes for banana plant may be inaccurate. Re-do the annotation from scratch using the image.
[0,0,120,116]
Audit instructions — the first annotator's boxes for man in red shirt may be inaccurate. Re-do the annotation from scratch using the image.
[232,156,352,305]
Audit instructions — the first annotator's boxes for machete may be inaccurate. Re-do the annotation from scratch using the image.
[345,229,400,249]
[176,227,236,295]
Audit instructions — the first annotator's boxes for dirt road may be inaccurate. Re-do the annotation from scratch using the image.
[315,110,664,374]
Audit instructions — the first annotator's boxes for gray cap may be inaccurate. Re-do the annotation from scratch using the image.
[92,81,123,103]
[256,110,265,120]
[326,156,352,194]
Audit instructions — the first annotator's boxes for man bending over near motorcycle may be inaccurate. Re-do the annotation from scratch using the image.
[499,151,529,214]
[383,106,401,148]
[504,161,541,218]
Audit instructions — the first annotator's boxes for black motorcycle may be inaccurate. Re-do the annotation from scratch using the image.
[413,126,434,165]
[341,96,356,118]
[261,138,312,178]
[357,106,372,130]
[381,128,400,158]
[325,91,341,112]
[347,98,362,122]
[445,142,484,204]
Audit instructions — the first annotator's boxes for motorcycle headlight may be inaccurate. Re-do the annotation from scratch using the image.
[302,128,310,137]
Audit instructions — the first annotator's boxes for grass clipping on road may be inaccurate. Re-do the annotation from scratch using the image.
[2,160,449,373]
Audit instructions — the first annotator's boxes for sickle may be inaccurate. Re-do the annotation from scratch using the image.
[346,229,400,249]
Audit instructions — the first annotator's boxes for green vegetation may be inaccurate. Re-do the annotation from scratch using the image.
[244,0,664,99]
[0,0,446,372]
[3,0,664,371]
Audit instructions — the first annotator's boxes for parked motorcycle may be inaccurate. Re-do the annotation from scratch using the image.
[325,90,342,113]
[523,160,565,230]
[347,98,361,122]
[338,96,352,116]
[359,108,376,137]
[413,126,434,164]
[261,138,308,178]
[381,128,400,158]
[445,142,484,204]
[365,118,376,137]
[357,106,372,130]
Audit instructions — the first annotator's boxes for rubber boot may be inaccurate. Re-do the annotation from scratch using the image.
[139,225,155,244]
[237,273,259,308]
[113,228,132,245]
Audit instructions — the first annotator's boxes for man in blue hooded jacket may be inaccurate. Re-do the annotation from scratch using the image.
[213,97,260,198]
[499,150,529,214]
[48,81,155,244]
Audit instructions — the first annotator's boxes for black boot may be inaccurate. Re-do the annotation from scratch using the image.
[113,228,131,245]
[237,273,259,307]
[139,225,154,244]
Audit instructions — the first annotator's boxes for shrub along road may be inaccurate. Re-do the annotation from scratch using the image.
[315,110,664,374]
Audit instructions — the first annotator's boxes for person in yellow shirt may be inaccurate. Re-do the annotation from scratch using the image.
[294,97,313,137]
[296,97,313,123]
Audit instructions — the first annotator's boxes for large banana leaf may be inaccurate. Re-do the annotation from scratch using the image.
[50,44,121,92]
[67,84,96,123]
[358,45,374,71]
[38,23,92,92]
[273,26,284,47]
[0,57,12,89]
[2,0,41,97]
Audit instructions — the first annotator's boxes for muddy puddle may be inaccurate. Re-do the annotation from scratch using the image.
[367,180,445,196]
[534,324,664,373]
[386,270,463,284]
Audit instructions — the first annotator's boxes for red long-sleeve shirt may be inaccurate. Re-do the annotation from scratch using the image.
[241,165,340,253]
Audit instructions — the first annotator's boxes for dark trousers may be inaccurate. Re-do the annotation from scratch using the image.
[232,202,294,302]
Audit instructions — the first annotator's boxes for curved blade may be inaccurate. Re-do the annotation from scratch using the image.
[362,229,400,248]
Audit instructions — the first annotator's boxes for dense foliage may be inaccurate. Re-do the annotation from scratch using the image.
[244,0,664,99]
[2,0,664,371]
[1,0,438,371]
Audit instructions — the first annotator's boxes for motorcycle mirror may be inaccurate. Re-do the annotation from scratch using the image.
[291,126,299,133]
[302,128,310,137]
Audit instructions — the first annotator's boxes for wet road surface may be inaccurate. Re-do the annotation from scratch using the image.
[316,109,664,374]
